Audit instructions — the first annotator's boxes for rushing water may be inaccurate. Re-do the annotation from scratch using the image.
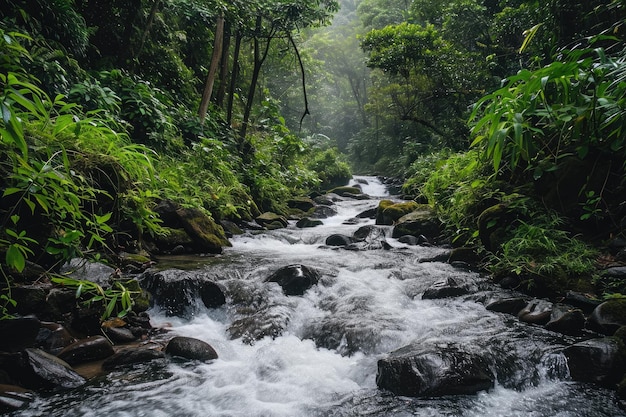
[16,176,625,417]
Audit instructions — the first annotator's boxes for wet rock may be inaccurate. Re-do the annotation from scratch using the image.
[8,285,53,319]
[485,298,528,316]
[353,225,385,242]
[0,384,34,414]
[448,247,481,265]
[376,343,494,397]
[57,336,114,366]
[165,336,218,361]
[102,348,165,370]
[256,212,289,229]
[422,278,469,300]
[287,197,316,212]
[220,220,244,237]
[398,235,420,245]
[140,269,226,317]
[391,209,441,242]
[15,349,85,390]
[564,291,601,314]
[325,234,353,247]
[313,195,335,206]
[103,326,136,343]
[517,299,553,325]
[177,207,231,253]
[310,205,337,219]
[296,217,323,228]
[563,338,625,386]
[545,305,585,336]
[0,316,40,352]
[35,322,75,355]
[498,275,521,290]
[377,201,420,226]
[60,258,115,286]
[329,186,363,197]
[356,207,377,219]
[587,299,626,335]
[265,264,320,296]
[343,192,370,200]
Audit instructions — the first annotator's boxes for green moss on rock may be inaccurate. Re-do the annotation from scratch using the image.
[329,186,362,196]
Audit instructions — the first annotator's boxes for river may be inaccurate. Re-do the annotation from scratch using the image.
[16,176,625,416]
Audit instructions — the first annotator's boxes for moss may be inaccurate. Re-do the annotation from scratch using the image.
[176,208,231,253]
[377,201,422,225]
[329,186,362,196]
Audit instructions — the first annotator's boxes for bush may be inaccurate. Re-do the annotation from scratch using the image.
[307,148,352,190]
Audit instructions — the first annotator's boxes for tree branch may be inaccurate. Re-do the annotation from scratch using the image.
[288,32,310,129]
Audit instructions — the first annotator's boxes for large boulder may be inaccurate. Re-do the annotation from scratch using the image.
[325,234,353,247]
[57,336,114,366]
[255,212,289,229]
[140,269,226,317]
[563,337,625,386]
[391,208,441,241]
[485,298,528,316]
[265,264,320,296]
[310,205,338,219]
[587,299,626,335]
[165,336,218,361]
[0,349,85,390]
[545,305,585,336]
[376,343,494,397]
[377,201,420,225]
[422,278,469,300]
[287,197,316,212]
[151,201,230,254]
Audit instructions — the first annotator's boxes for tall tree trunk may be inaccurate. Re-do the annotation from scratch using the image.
[199,15,225,124]
[216,21,231,108]
[227,31,242,125]
[239,16,272,145]
[133,0,161,63]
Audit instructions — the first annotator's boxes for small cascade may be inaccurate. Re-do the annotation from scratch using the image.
[15,176,625,417]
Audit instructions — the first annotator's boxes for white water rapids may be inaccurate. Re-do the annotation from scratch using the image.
[17,176,625,416]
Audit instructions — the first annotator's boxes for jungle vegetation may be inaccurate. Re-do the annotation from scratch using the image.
[2,0,626,314]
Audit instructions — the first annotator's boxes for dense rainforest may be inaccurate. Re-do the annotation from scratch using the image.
[3,0,626,414]
[1,0,626,332]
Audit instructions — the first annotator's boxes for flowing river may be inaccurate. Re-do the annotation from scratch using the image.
[16,176,626,416]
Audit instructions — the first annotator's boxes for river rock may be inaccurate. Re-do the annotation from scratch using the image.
[35,322,75,355]
[0,316,40,352]
[563,337,625,386]
[287,197,316,212]
[376,343,494,397]
[103,326,136,343]
[586,299,626,335]
[517,299,553,325]
[102,348,165,370]
[57,336,114,366]
[377,201,420,225]
[256,212,289,229]
[343,192,370,200]
[220,220,244,237]
[545,305,585,336]
[485,298,528,316]
[265,264,320,296]
[356,207,377,219]
[165,336,218,361]
[398,235,420,245]
[422,278,469,300]
[140,269,226,317]
[310,205,337,219]
[12,349,85,390]
[351,225,389,250]
[391,209,441,241]
[176,207,231,253]
[313,195,335,206]
[60,258,116,286]
[0,384,34,414]
[296,217,323,228]
[564,291,601,314]
[325,234,353,246]
[328,186,362,197]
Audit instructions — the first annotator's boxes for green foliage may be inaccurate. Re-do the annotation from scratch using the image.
[306,147,352,190]
[51,274,139,321]
[488,215,599,286]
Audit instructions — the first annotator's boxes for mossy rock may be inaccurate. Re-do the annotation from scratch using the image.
[256,212,289,228]
[176,207,231,254]
[375,200,395,224]
[477,203,520,252]
[287,197,316,212]
[587,299,626,335]
[378,201,421,225]
[391,208,441,241]
[328,186,362,197]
